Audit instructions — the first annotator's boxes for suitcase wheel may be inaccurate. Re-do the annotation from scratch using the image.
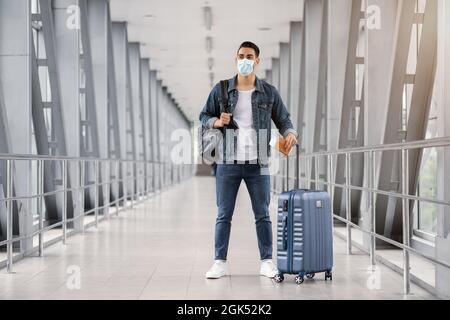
[274,274,284,283]
[306,273,315,280]
[295,275,304,285]
[325,271,333,281]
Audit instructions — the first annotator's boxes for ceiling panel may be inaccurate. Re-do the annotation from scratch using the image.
[110,0,303,120]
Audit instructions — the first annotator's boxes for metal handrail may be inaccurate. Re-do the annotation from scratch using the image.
[0,155,193,273]
[0,152,167,163]
[296,136,450,156]
[274,175,450,208]
[272,137,450,295]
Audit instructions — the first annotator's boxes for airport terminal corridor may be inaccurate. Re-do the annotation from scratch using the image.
[1,0,450,303]
[0,177,436,300]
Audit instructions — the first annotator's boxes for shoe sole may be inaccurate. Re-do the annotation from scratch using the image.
[205,272,227,279]
[260,271,277,278]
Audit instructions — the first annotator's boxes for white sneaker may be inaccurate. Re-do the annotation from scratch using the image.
[260,260,278,278]
[205,260,228,279]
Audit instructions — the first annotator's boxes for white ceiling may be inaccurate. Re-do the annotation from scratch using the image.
[109,0,303,121]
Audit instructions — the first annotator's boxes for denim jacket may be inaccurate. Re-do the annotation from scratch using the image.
[199,75,298,167]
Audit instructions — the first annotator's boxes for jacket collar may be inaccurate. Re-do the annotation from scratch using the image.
[228,75,264,93]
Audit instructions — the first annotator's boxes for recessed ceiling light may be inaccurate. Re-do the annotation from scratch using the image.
[205,37,213,53]
[203,6,213,30]
[144,14,156,18]
[207,57,214,70]
[258,27,272,31]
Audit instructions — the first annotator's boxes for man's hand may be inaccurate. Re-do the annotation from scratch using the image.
[284,133,298,151]
[213,113,232,128]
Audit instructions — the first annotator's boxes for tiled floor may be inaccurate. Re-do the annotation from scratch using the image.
[334,226,436,289]
[0,177,438,300]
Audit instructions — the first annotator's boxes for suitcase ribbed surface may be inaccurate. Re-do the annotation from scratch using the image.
[276,190,333,276]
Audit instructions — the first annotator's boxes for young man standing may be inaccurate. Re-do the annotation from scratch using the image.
[199,41,298,279]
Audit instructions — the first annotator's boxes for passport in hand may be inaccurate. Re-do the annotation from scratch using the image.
[275,137,294,156]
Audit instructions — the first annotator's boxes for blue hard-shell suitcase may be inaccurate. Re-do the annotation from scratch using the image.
[274,145,333,284]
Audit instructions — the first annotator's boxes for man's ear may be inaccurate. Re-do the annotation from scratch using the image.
[255,57,260,66]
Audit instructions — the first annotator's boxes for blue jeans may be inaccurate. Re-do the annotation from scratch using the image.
[215,163,272,261]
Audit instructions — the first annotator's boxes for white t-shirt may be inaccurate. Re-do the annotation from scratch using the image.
[233,89,258,161]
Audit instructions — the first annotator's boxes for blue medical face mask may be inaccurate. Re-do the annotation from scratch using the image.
[237,58,255,76]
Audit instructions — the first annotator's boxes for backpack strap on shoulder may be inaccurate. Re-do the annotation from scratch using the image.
[219,80,229,113]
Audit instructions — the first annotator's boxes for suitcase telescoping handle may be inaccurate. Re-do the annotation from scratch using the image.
[285,144,300,192]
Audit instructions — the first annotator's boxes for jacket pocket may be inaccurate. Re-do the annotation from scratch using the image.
[257,102,272,126]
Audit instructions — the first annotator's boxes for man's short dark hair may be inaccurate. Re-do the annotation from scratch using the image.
[237,41,260,57]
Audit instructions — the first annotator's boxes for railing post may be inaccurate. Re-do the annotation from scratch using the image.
[123,162,128,209]
[94,160,99,228]
[143,163,146,197]
[369,150,376,266]
[38,159,44,257]
[401,148,411,295]
[155,163,158,193]
[306,156,311,189]
[62,160,67,245]
[159,163,163,192]
[130,162,134,209]
[137,163,140,201]
[142,163,145,198]
[162,163,164,190]
[106,160,111,220]
[116,160,120,216]
[315,155,319,190]
[328,153,333,204]
[135,163,138,202]
[152,162,156,194]
[161,163,164,190]
[151,162,155,194]
[136,163,139,203]
[345,152,352,255]
[145,162,150,199]
[6,159,13,273]
[138,163,141,201]
[328,153,334,231]
[161,163,163,191]
[80,161,85,233]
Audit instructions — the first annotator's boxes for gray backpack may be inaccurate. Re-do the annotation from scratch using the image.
[200,80,238,164]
